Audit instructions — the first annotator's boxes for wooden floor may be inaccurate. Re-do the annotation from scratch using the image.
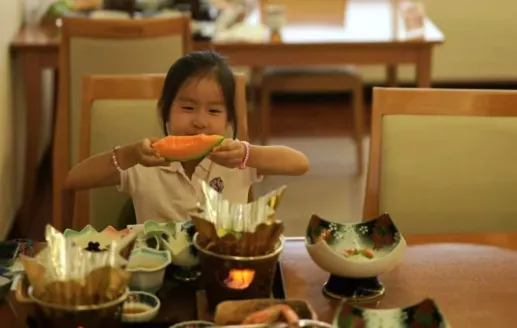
[9,93,371,240]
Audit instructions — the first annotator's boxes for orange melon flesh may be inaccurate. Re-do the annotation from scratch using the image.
[152,134,225,162]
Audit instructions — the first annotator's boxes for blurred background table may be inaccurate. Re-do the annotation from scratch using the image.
[9,0,444,239]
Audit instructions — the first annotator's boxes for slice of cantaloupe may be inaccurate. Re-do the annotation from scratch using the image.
[152,134,225,162]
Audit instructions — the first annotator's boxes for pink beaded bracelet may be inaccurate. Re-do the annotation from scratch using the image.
[238,141,250,170]
[112,146,124,172]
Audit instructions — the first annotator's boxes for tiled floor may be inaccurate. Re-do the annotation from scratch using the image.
[10,94,371,239]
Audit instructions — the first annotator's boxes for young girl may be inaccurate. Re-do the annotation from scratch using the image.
[66,51,309,224]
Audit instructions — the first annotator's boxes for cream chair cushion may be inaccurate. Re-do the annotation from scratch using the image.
[70,35,184,165]
[379,115,517,234]
[89,99,162,229]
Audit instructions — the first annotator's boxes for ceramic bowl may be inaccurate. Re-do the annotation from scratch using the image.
[126,247,172,293]
[63,225,138,266]
[143,220,200,281]
[169,321,215,328]
[305,213,406,301]
[0,276,12,302]
[333,298,451,328]
[63,225,130,251]
[122,291,161,323]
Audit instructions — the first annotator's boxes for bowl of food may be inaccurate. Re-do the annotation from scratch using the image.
[214,299,317,325]
[64,225,130,252]
[122,291,160,323]
[126,247,171,294]
[333,298,450,327]
[305,213,406,302]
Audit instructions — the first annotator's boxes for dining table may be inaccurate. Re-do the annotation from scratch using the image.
[9,0,445,238]
[2,231,517,327]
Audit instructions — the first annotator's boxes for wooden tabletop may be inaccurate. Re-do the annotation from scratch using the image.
[3,232,517,327]
[283,232,517,327]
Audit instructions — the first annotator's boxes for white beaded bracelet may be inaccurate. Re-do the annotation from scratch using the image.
[111,146,124,172]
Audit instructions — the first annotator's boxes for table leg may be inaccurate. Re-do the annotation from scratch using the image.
[386,65,398,87]
[17,53,44,236]
[416,47,432,88]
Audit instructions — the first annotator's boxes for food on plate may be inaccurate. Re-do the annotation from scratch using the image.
[84,241,109,253]
[344,248,375,259]
[242,304,299,325]
[152,134,224,162]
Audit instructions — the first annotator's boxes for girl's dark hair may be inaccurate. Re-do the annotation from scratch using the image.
[159,51,237,139]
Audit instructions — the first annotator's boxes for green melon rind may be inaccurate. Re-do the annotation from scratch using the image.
[162,136,225,162]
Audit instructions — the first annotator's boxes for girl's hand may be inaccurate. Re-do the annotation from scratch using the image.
[209,139,245,168]
[135,138,167,167]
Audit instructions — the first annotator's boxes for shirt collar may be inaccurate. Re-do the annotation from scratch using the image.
[159,157,212,173]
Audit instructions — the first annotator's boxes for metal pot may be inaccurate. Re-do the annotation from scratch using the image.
[16,279,129,328]
[193,233,284,311]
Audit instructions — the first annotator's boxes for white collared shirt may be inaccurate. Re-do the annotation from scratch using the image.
[118,158,262,223]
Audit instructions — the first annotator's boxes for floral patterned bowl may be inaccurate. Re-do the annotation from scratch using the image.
[305,213,406,302]
[333,298,450,328]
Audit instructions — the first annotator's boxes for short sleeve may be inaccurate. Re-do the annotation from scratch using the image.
[117,166,138,195]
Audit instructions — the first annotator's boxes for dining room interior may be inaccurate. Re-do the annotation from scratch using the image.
[3,0,515,241]
[0,0,517,326]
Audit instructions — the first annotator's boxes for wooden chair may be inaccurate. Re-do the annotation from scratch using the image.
[52,15,192,231]
[364,87,517,234]
[260,67,365,172]
[257,0,364,173]
[70,72,249,231]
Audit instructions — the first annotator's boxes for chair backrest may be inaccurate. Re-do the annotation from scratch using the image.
[52,15,192,231]
[71,72,249,230]
[364,87,517,234]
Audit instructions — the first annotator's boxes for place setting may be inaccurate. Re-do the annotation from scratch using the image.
[5,180,330,328]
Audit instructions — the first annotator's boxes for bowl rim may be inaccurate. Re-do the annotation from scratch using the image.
[126,247,172,272]
[306,213,405,254]
[192,233,285,261]
[123,291,161,316]
[63,224,130,238]
[28,286,129,311]
[169,320,215,328]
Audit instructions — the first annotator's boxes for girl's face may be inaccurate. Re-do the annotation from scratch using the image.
[168,76,229,137]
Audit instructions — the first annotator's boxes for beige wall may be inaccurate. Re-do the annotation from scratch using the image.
[0,1,23,239]
[358,0,517,83]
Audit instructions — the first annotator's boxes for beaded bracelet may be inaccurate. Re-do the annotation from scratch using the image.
[112,146,124,172]
[238,141,250,170]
